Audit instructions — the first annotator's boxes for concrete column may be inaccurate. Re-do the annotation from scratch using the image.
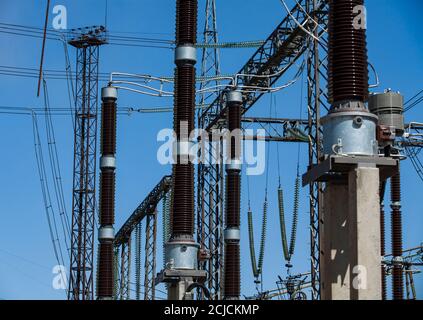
[321,182,351,300]
[321,166,382,300]
[348,166,381,300]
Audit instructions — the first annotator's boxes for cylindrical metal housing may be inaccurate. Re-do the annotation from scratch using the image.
[165,239,200,270]
[369,90,404,133]
[322,111,378,156]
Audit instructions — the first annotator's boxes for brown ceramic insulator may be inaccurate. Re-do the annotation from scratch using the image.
[171,163,194,235]
[171,1,197,238]
[97,243,114,297]
[328,0,369,104]
[101,99,117,155]
[224,243,240,298]
[226,172,241,228]
[99,170,115,225]
[174,66,196,138]
[228,101,242,158]
[380,204,387,300]
[391,167,403,300]
[176,0,198,45]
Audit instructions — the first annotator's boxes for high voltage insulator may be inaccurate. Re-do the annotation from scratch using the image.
[258,199,268,275]
[278,187,289,262]
[97,86,118,300]
[391,165,404,300]
[164,0,200,301]
[224,90,242,299]
[289,175,300,257]
[328,0,369,104]
[247,210,259,278]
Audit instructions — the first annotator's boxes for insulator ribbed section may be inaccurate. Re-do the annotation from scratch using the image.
[228,101,241,157]
[171,0,197,239]
[99,170,115,225]
[225,172,240,227]
[176,0,198,45]
[224,243,240,298]
[328,0,369,104]
[391,167,403,300]
[101,99,117,155]
[380,204,387,300]
[171,163,194,235]
[174,66,196,138]
[97,243,114,298]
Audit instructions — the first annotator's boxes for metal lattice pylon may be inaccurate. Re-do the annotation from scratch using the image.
[197,0,225,300]
[305,0,329,300]
[67,27,106,300]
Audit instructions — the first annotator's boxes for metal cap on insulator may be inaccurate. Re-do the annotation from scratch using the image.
[226,159,242,172]
[100,155,116,169]
[226,90,243,104]
[224,228,240,242]
[175,45,197,65]
[101,86,117,100]
[98,226,115,241]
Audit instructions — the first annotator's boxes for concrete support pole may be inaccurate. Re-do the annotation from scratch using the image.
[348,166,381,300]
[321,166,382,300]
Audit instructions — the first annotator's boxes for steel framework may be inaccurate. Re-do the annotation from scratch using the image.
[114,176,171,299]
[144,210,158,300]
[305,0,329,300]
[197,0,327,299]
[67,27,106,300]
[119,239,131,300]
[197,0,224,300]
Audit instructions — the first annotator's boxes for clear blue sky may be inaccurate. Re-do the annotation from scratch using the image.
[0,0,421,300]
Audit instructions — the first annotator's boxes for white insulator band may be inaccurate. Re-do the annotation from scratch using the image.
[224,228,240,242]
[98,226,115,241]
[101,86,117,99]
[175,45,197,64]
[226,90,243,103]
[226,159,242,172]
[100,156,116,169]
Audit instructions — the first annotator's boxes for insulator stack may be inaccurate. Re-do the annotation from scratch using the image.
[171,0,197,239]
[328,0,369,105]
[224,90,242,299]
[380,203,387,300]
[164,1,199,298]
[391,166,403,300]
[323,0,377,158]
[380,182,387,300]
[97,86,118,299]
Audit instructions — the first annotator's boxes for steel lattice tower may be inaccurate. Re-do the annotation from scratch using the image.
[196,0,224,300]
[67,26,106,300]
[305,0,329,300]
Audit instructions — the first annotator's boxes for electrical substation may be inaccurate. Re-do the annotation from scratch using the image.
[0,0,422,302]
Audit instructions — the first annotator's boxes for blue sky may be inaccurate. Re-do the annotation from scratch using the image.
[0,0,421,300]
